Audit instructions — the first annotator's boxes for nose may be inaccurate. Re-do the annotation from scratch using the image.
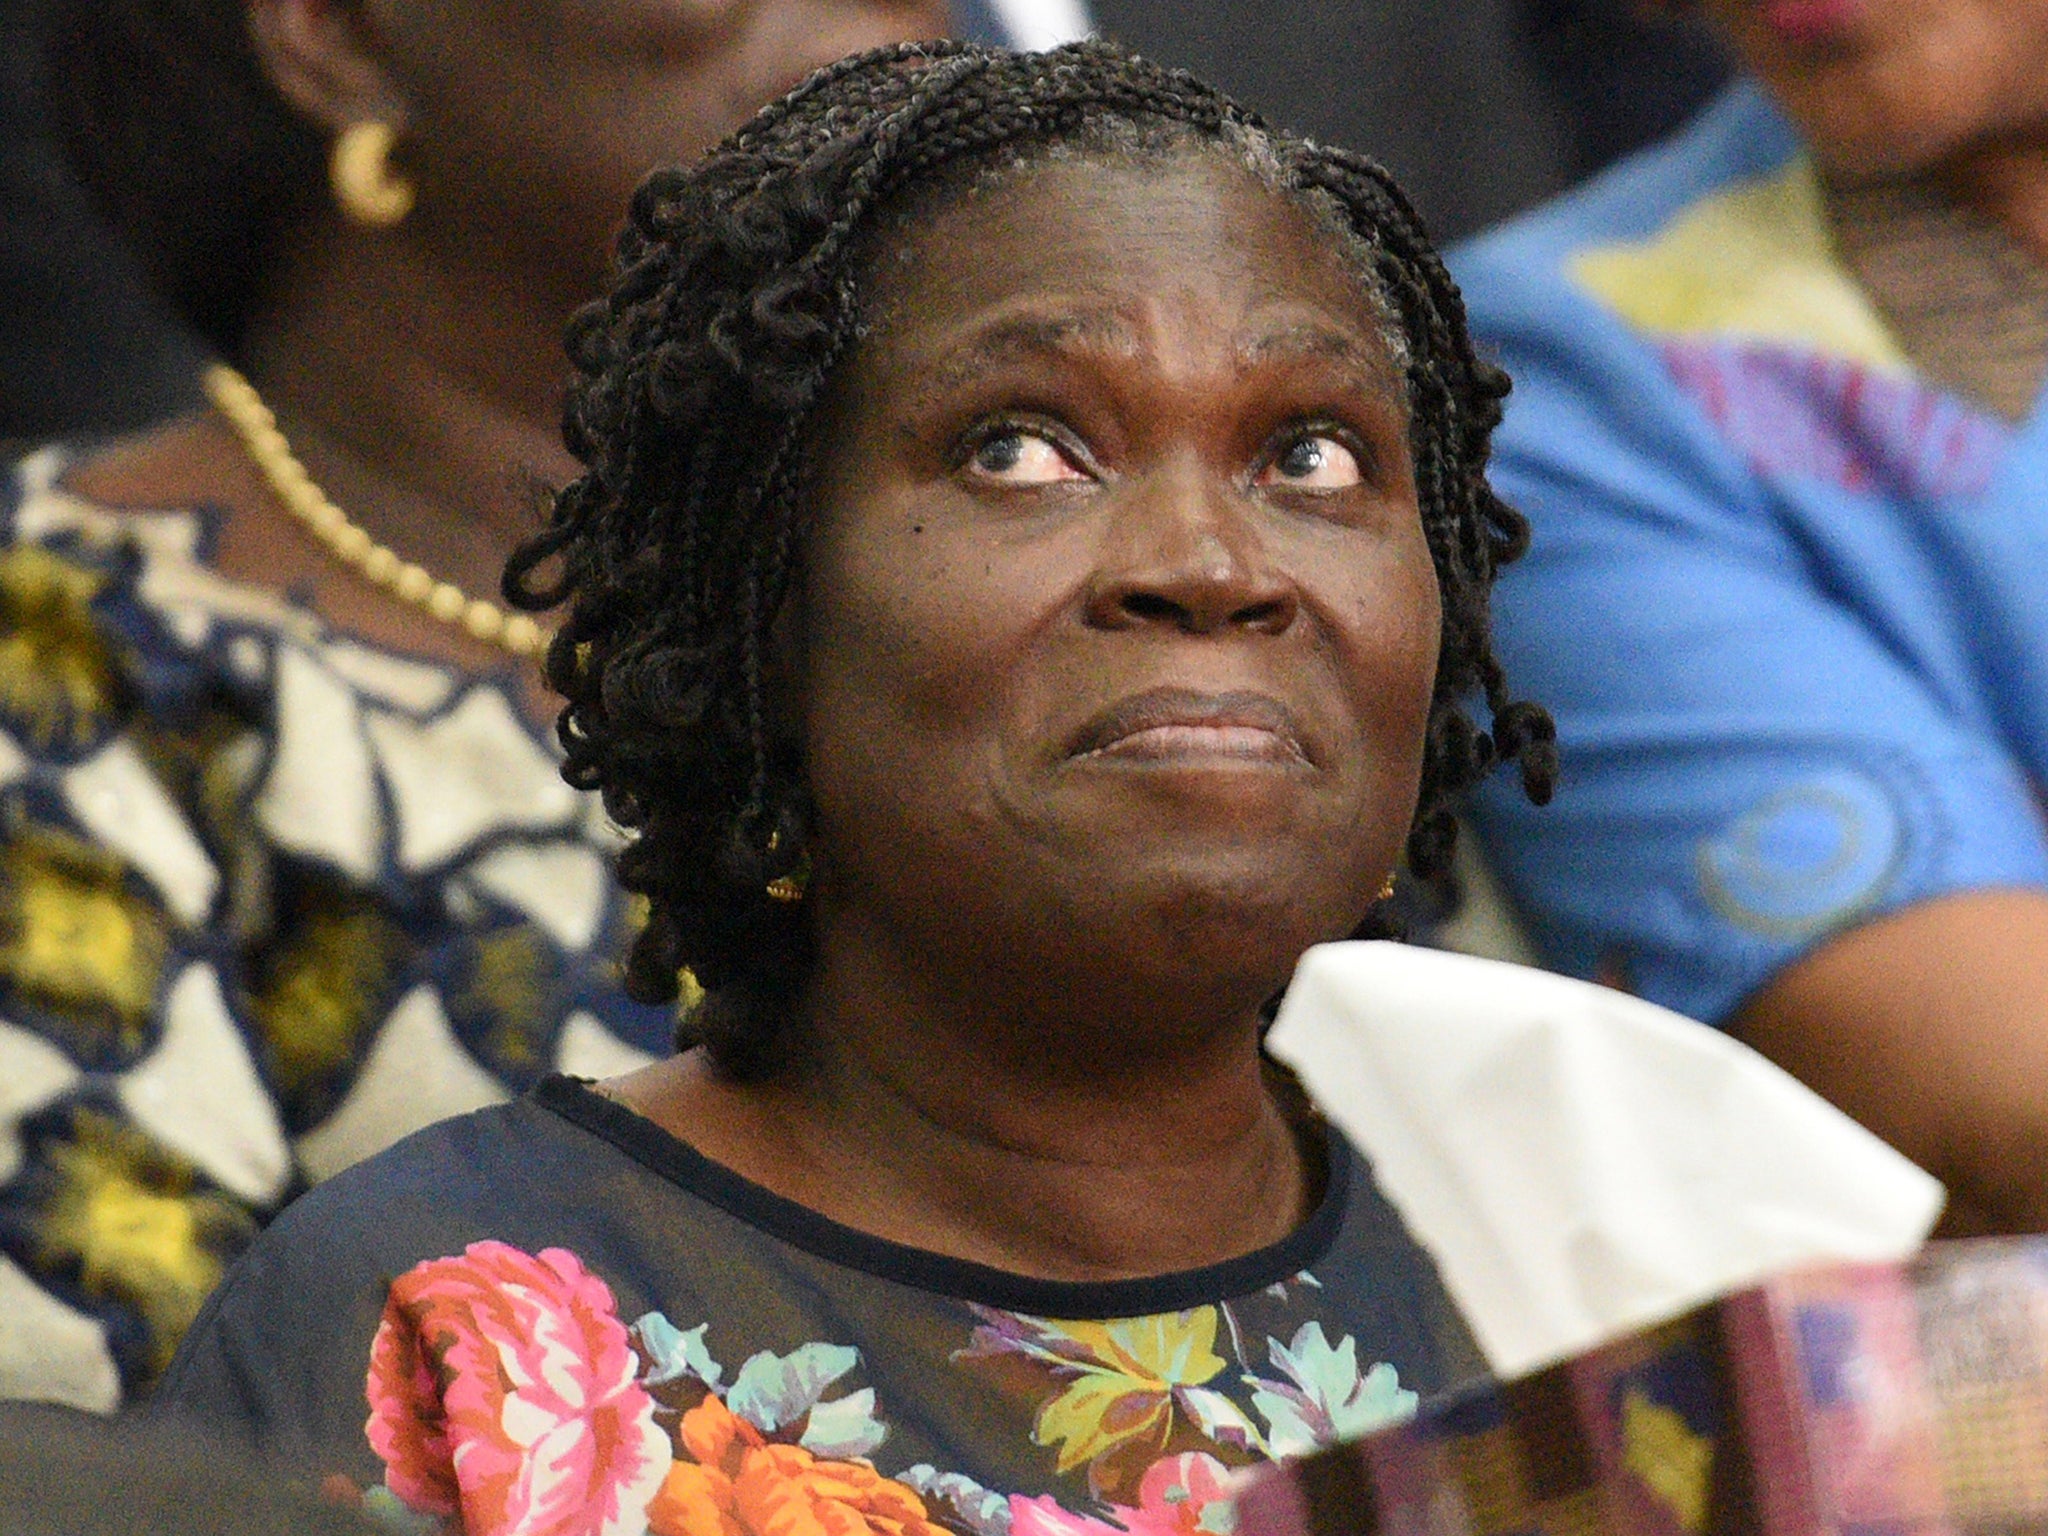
[1083,466,1299,637]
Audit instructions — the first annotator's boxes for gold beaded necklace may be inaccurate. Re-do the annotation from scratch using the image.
[203,363,552,659]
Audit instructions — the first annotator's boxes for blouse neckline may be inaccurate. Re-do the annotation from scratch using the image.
[534,1073,1353,1319]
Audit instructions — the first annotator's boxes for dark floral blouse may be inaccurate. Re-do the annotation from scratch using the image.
[159,1078,1485,1536]
[0,453,669,1412]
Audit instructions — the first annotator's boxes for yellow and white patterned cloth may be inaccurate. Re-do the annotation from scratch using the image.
[0,449,667,1413]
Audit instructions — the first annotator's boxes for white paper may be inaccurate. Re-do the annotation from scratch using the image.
[1266,941,1945,1379]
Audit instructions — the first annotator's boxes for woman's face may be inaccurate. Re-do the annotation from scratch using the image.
[354,0,948,300]
[797,151,1440,1019]
[1702,0,2048,175]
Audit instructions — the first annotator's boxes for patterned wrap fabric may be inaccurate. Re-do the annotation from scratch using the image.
[0,450,670,1413]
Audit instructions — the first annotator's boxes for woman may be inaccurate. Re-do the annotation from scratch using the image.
[0,0,952,1412]
[158,39,1555,1536]
[1452,0,2048,1233]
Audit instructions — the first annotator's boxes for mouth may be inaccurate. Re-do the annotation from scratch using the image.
[1067,689,1313,768]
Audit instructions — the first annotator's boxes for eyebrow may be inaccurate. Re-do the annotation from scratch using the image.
[910,307,1397,408]
[1240,322,1388,372]
[919,310,1140,399]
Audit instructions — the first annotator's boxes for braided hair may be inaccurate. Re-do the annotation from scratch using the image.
[507,38,1557,1078]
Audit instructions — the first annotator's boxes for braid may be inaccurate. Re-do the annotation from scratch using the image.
[509,39,1554,1075]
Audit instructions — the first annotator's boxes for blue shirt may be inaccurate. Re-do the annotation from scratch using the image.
[1451,83,2048,1026]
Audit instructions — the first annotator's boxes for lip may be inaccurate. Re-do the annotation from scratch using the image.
[1066,688,1313,767]
[1757,0,1862,44]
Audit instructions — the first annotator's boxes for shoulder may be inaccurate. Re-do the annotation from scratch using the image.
[1446,88,1850,523]
[2,421,274,629]
[1292,1124,1490,1398]
[155,1090,655,1454]
[16,411,349,638]
[1453,81,1802,306]
[1455,83,1904,446]
[208,1090,624,1286]
[4,429,221,555]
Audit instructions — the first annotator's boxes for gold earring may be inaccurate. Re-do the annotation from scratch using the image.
[765,833,810,903]
[1377,874,1397,902]
[331,121,415,228]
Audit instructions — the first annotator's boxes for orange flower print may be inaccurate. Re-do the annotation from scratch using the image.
[649,1396,945,1536]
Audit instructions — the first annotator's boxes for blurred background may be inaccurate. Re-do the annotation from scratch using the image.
[1,0,1728,448]
[1084,0,1728,240]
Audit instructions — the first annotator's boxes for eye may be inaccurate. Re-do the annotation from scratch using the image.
[965,427,1087,485]
[1257,432,1364,491]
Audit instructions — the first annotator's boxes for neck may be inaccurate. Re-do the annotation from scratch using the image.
[744,926,1308,1279]
[235,219,587,598]
[1937,136,2048,263]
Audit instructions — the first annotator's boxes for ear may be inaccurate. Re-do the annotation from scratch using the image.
[246,0,411,136]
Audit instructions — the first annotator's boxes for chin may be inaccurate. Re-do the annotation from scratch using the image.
[1770,61,1995,179]
[1806,114,1968,179]
[1126,860,1365,975]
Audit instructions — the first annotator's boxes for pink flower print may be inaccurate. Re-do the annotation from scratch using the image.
[1008,1455,1238,1536]
[1128,1453,1236,1536]
[365,1240,673,1536]
[368,1296,460,1520]
[1008,1494,1133,1536]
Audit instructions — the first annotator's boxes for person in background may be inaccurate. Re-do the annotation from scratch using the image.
[0,0,202,447]
[1081,0,1727,244]
[157,39,1554,1528]
[1454,0,2048,1234]
[0,0,1082,446]
[0,0,958,1416]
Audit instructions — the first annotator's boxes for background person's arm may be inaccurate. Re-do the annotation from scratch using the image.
[1450,230,2048,1230]
[1735,889,2048,1235]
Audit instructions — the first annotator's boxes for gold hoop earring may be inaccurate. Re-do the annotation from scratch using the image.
[331,121,415,228]
[1377,874,1397,902]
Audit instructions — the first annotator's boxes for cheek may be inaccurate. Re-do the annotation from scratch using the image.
[798,525,1059,815]
[1388,611,1446,787]
[1331,557,1442,834]
[1344,532,1443,751]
